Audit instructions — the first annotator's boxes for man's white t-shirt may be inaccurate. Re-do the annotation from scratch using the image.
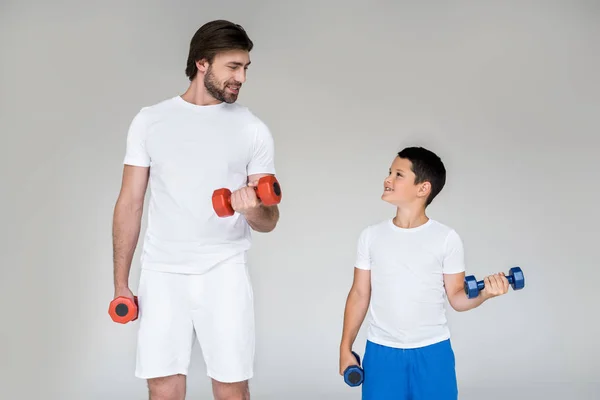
[355,218,465,349]
[123,95,276,274]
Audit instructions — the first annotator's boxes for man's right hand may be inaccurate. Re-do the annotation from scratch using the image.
[114,286,134,301]
[339,348,359,376]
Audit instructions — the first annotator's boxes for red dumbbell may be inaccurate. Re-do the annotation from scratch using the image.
[212,175,282,217]
[108,296,138,324]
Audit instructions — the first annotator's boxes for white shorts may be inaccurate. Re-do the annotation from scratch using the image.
[134,259,255,383]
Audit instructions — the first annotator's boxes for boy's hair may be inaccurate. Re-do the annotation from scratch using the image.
[397,146,446,206]
[185,20,254,81]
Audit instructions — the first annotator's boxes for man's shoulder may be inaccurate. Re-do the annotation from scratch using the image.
[226,103,268,125]
[133,96,180,120]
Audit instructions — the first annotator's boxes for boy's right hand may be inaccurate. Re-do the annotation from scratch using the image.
[339,349,359,375]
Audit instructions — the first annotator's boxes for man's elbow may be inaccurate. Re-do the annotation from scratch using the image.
[115,195,144,215]
[250,218,279,233]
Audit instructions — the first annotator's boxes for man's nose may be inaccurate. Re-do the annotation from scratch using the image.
[235,69,247,83]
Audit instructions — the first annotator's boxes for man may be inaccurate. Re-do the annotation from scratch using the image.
[112,20,279,400]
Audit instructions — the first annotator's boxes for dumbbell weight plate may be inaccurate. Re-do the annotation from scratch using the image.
[509,266,525,290]
[464,275,479,298]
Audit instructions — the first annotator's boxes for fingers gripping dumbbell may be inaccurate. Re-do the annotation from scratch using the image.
[108,296,138,324]
[344,351,364,387]
[212,175,282,218]
[464,266,525,299]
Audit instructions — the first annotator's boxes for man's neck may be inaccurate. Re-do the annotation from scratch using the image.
[393,207,429,229]
[181,82,221,106]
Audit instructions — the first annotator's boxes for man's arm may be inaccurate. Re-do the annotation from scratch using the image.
[340,267,371,352]
[232,173,280,233]
[112,165,149,291]
[444,271,509,312]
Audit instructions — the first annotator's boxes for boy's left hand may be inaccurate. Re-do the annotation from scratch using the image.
[481,272,510,299]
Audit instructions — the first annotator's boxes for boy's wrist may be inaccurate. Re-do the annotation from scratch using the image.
[479,291,493,301]
[340,341,353,352]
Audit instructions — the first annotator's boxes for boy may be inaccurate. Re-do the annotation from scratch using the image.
[339,147,510,399]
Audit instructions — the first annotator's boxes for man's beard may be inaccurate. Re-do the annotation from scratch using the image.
[204,66,240,104]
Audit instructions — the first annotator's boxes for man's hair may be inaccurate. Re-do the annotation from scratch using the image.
[397,146,446,206]
[185,20,254,81]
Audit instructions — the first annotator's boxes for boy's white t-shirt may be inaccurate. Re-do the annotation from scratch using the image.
[355,218,466,349]
[123,96,276,274]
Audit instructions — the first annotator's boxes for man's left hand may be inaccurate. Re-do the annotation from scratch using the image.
[230,181,261,215]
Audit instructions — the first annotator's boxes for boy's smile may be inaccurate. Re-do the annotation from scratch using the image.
[381,156,420,206]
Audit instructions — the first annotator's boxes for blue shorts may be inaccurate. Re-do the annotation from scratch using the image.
[361,339,458,400]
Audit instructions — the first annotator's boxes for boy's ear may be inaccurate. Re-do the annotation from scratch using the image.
[417,181,431,198]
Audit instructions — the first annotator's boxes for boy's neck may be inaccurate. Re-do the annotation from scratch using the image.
[393,207,429,229]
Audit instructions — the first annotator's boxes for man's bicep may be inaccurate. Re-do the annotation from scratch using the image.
[119,165,149,204]
[247,120,276,176]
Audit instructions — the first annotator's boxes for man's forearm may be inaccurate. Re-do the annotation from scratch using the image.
[112,200,143,289]
[244,204,279,232]
[340,291,370,351]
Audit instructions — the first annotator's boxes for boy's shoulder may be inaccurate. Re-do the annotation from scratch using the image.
[359,218,457,232]
[357,218,461,245]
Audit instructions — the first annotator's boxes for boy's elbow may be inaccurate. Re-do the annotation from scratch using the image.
[447,293,467,312]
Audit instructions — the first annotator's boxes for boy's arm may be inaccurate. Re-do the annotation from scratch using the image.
[340,267,371,352]
[444,272,510,312]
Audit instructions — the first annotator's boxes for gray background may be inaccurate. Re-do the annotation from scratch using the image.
[1,0,599,399]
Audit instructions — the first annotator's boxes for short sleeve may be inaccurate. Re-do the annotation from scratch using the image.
[247,119,276,176]
[123,110,151,167]
[354,228,371,270]
[443,229,466,274]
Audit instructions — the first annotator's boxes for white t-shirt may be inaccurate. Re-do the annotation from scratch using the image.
[123,95,276,274]
[354,218,465,349]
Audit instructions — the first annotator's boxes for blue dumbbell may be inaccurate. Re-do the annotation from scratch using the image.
[344,351,364,387]
[464,266,525,299]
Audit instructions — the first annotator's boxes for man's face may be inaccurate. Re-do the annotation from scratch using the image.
[381,156,430,207]
[201,49,250,103]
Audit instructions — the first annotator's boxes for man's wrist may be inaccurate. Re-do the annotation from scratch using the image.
[242,204,270,220]
[114,280,129,290]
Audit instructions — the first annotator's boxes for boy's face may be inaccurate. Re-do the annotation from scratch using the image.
[381,156,431,207]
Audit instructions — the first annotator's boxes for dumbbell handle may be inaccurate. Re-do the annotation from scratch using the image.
[474,274,516,290]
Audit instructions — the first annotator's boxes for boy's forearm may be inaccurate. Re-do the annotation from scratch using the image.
[340,291,370,351]
[244,205,279,232]
[112,200,143,289]
[449,290,491,312]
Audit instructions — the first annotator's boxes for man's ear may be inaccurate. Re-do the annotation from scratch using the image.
[195,59,209,74]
